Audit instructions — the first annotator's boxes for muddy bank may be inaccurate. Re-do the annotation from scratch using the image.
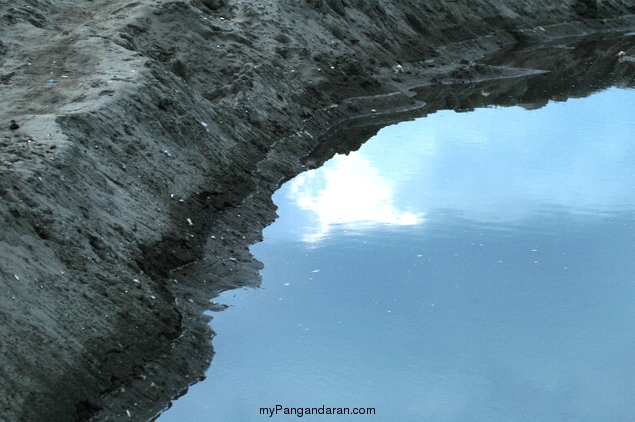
[1,1,635,421]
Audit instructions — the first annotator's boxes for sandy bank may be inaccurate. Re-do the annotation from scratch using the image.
[1,1,635,420]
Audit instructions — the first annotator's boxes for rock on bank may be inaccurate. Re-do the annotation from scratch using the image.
[1,0,634,421]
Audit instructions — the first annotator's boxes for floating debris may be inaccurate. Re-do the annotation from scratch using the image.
[187,218,193,226]
[163,150,172,157]
[209,301,229,312]
[9,120,19,130]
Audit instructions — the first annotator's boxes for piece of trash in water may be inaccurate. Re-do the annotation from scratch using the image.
[9,120,19,130]
[163,150,172,157]
[311,269,320,273]
[187,218,193,226]
[201,121,210,132]
[209,302,229,312]
[14,274,19,280]
[126,409,131,417]
[46,79,57,83]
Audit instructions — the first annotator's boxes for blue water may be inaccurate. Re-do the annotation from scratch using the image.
[158,88,635,421]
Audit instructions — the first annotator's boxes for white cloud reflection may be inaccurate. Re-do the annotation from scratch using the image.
[288,153,423,242]
[280,88,635,243]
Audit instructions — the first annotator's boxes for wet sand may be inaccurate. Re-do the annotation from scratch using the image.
[1,1,635,420]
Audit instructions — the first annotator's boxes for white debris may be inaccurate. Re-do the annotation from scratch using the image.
[14,274,19,280]
[187,218,193,226]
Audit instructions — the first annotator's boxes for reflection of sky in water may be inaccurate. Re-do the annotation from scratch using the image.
[158,87,635,422]
[274,88,635,242]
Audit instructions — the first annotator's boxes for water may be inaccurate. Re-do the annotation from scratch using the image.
[158,88,635,421]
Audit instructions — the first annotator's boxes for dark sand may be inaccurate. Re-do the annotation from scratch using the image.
[1,1,635,420]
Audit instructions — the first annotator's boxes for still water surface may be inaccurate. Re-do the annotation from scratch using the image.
[159,87,635,421]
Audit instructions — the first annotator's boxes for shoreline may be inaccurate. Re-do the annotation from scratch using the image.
[1,1,635,420]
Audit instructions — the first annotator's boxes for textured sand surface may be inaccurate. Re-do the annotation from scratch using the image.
[1,1,635,420]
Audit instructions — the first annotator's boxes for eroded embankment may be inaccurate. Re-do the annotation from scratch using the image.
[1,0,635,421]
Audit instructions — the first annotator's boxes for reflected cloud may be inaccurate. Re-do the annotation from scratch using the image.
[288,153,424,242]
[279,88,635,243]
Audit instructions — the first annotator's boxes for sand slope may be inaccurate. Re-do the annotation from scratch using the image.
[1,0,635,420]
